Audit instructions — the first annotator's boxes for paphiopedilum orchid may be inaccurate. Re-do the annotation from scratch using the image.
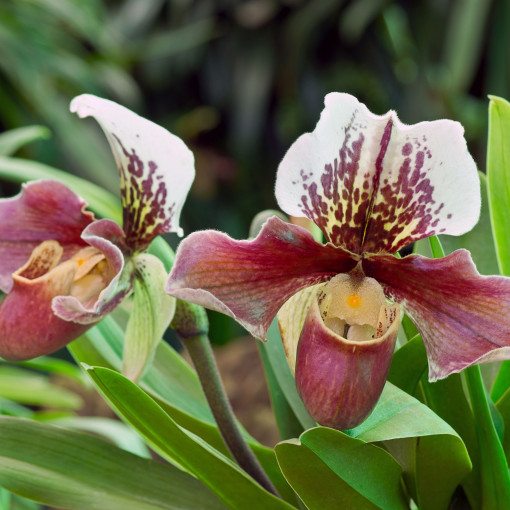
[166,92,510,430]
[0,95,194,379]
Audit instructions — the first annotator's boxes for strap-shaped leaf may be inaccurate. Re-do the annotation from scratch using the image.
[488,95,510,276]
[0,416,228,510]
[85,365,295,510]
[69,316,297,504]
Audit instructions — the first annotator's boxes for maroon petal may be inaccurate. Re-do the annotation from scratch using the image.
[0,180,94,293]
[295,297,400,429]
[52,219,132,324]
[0,242,90,360]
[166,216,358,339]
[363,250,510,381]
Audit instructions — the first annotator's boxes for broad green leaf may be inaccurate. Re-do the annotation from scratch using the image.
[262,319,316,430]
[487,95,510,276]
[414,173,498,275]
[298,427,407,510]
[0,126,51,156]
[345,382,472,510]
[85,366,295,510]
[47,416,151,458]
[0,366,82,409]
[122,254,175,381]
[69,316,297,504]
[276,439,380,510]
[0,416,227,510]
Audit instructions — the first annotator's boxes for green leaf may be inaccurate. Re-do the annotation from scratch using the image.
[0,416,228,510]
[69,315,298,504]
[122,254,176,381]
[345,382,472,510]
[0,126,51,156]
[85,366,295,510]
[46,416,151,458]
[487,95,510,276]
[294,427,407,510]
[261,319,316,430]
[387,334,427,396]
[0,366,82,409]
[257,342,304,440]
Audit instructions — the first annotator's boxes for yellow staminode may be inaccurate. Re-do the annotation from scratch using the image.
[346,294,362,308]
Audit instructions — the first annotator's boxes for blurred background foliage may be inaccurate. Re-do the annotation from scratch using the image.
[0,0,509,343]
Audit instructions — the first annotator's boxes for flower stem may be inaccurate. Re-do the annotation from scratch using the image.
[184,333,279,497]
[464,365,510,508]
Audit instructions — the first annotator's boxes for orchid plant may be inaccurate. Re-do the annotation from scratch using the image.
[0,94,194,380]
[166,93,510,429]
[1,93,510,510]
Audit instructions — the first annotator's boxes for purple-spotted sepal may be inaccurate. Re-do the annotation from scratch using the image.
[293,277,400,429]
[275,93,480,255]
[71,94,195,251]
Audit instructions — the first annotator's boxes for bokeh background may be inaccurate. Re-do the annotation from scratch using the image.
[0,0,509,446]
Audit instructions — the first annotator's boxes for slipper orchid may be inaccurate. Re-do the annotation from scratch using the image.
[166,92,510,429]
[0,95,194,378]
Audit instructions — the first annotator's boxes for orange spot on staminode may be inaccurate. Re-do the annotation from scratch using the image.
[346,294,362,308]
[76,258,86,267]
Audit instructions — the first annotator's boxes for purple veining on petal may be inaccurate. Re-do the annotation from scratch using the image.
[166,216,358,339]
[115,135,176,252]
[295,297,399,429]
[363,250,510,381]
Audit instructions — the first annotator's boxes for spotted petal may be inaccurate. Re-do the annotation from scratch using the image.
[363,250,510,381]
[0,180,94,293]
[166,216,357,339]
[70,94,195,251]
[276,93,480,254]
[52,219,131,324]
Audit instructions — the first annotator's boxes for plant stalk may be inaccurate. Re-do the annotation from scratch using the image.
[184,333,279,497]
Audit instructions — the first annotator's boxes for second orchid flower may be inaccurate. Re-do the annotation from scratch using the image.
[0,95,195,380]
[166,92,510,429]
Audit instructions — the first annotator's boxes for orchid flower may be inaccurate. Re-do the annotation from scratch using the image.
[0,95,194,380]
[166,92,510,430]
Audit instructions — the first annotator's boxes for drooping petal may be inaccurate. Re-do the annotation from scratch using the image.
[0,180,94,293]
[363,250,510,381]
[0,241,89,360]
[276,93,479,255]
[295,295,400,430]
[70,94,195,251]
[52,219,132,324]
[166,216,358,339]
